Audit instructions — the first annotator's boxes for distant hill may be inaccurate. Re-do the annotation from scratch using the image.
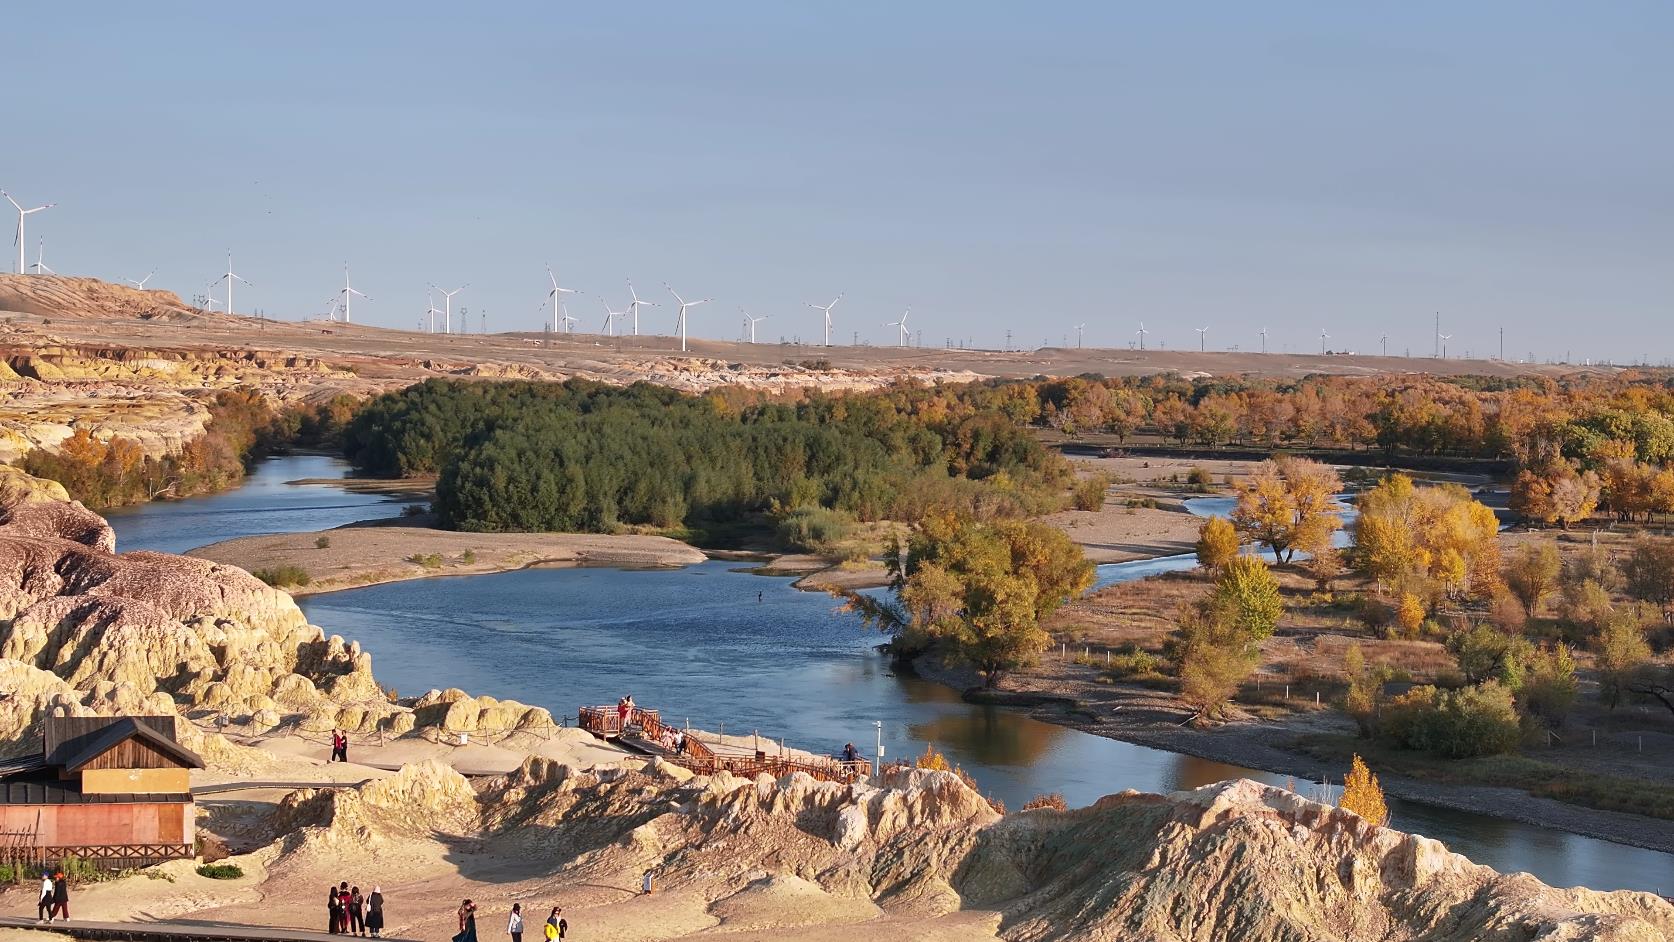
[0,273,220,323]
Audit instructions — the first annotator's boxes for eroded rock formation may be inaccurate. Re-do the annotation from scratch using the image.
[0,466,552,754]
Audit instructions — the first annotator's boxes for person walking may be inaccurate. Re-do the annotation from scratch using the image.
[349,886,365,937]
[506,902,524,942]
[328,884,343,933]
[366,886,385,939]
[50,870,68,921]
[36,872,53,923]
[453,899,478,942]
[543,907,566,941]
[337,882,353,934]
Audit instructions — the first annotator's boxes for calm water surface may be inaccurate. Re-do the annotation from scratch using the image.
[105,455,401,554]
[131,458,1674,894]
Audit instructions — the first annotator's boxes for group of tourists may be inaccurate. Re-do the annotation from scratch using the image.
[453,900,569,942]
[327,882,384,937]
[329,727,351,763]
[615,694,636,732]
[34,871,69,922]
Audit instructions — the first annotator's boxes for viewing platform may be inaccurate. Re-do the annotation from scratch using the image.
[578,704,871,784]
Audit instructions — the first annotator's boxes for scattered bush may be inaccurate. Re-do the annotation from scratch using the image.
[1022,792,1068,812]
[407,553,444,569]
[315,536,332,549]
[195,863,244,880]
[459,549,477,565]
[1186,466,1214,492]
[1071,474,1111,511]
[252,565,310,588]
[400,503,427,517]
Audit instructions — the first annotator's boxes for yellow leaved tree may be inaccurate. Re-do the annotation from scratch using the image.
[1354,473,1500,599]
[1338,754,1388,827]
[1230,457,1342,563]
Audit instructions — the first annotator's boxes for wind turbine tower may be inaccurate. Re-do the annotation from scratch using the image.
[1259,326,1268,354]
[599,298,628,336]
[1319,329,1330,355]
[558,300,578,333]
[425,288,443,333]
[1195,326,1209,352]
[215,252,252,316]
[807,294,842,347]
[338,265,369,323]
[545,268,577,333]
[888,308,911,347]
[627,281,657,336]
[127,272,155,289]
[666,284,710,352]
[28,239,54,275]
[2,190,54,274]
[741,308,770,343]
[1136,322,1148,351]
[438,285,466,334]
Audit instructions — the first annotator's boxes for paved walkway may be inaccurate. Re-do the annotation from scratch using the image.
[0,915,417,942]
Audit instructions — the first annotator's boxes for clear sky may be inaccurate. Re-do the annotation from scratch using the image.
[7,2,1669,361]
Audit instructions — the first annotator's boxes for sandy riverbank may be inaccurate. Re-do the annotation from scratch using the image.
[190,518,708,595]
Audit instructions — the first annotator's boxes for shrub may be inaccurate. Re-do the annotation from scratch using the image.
[1071,474,1110,511]
[459,549,477,564]
[1206,556,1284,641]
[1186,466,1214,491]
[400,503,427,517]
[1101,646,1162,679]
[252,565,310,587]
[775,506,857,554]
[195,863,244,880]
[407,553,444,569]
[315,536,331,549]
[1503,541,1561,616]
[1022,792,1068,812]
[1379,682,1521,758]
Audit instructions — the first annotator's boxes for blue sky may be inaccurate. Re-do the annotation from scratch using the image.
[7,2,1670,360]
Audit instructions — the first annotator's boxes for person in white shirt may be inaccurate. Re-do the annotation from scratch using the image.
[506,902,524,942]
[36,874,53,922]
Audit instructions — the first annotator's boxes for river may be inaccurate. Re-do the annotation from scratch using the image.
[109,456,1674,896]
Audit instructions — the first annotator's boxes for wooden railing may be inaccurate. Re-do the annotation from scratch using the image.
[579,704,868,784]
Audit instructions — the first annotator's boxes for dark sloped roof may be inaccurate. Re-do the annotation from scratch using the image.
[59,717,204,773]
[45,715,179,766]
[0,753,49,778]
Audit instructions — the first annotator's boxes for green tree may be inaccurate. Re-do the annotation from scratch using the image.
[1619,535,1674,621]
[1205,555,1285,641]
[843,514,1093,687]
[1595,613,1652,711]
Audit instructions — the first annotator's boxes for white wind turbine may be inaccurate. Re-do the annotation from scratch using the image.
[807,294,842,347]
[741,308,770,343]
[1194,326,1209,351]
[1136,322,1148,350]
[1074,324,1085,348]
[599,298,628,336]
[337,265,369,323]
[545,267,577,333]
[214,252,252,316]
[437,284,467,334]
[1439,333,1453,359]
[127,271,155,289]
[28,238,54,275]
[626,281,658,337]
[887,308,911,347]
[666,283,710,352]
[3,190,54,274]
[558,300,578,334]
[424,288,444,333]
[1319,329,1330,355]
[1259,326,1268,354]
[201,283,222,312]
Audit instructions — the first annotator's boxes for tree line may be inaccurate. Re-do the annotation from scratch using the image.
[341,379,1075,534]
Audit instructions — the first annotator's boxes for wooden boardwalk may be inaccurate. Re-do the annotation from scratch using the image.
[578,704,870,784]
[0,915,418,942]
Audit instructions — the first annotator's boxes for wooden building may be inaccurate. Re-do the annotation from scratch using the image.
[0,716,203,868]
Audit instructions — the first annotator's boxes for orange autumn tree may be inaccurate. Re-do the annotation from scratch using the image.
[1353,474,1500,600]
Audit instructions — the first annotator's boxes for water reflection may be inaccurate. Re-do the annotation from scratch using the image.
[106,455,399,554]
